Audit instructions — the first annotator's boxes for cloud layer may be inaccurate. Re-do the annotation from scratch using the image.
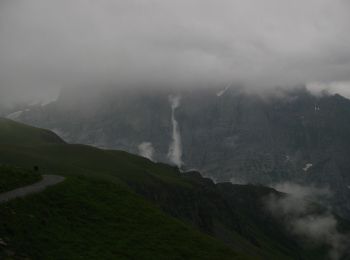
[1,0,350,105]
[267,182,349,260]
[138,142,155,161]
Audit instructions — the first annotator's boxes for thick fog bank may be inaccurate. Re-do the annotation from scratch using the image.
[1,0,350,106]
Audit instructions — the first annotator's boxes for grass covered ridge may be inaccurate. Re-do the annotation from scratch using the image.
[0,118,348,259]
[0,176,246,260]
[0,165,41,193]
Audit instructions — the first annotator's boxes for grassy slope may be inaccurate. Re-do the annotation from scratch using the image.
[0,165,41,192]
[0,118,334,259]
[0,118,64,146]
[0,119,248,259]
[0,143,316,259]
[0,144,266,259]
[0,177,244,260]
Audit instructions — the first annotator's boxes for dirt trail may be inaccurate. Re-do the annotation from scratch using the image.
[0,175,65,203]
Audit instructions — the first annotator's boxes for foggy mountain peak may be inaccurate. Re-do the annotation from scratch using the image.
[0,0,350,106]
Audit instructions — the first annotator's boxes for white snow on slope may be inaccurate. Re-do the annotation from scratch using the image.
[303,163,313,172]
[216,83,232,97]
[6,111,23,120]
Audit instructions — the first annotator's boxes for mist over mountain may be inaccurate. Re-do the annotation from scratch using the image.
[0,117,349,259]
[9,86,350,221]
[1,0,350,106]
[1,1,350,258]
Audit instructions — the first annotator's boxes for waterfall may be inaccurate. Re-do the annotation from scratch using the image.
[167,95,183,167]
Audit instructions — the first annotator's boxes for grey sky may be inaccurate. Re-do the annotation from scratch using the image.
[1,0,350,105]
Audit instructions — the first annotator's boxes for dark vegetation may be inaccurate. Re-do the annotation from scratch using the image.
[0,165,41,193]
[0,118,348,259]
[18,87,350,219]
[0,177,242,260]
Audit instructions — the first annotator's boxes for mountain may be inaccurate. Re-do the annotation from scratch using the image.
[0,117,64,145]
[11,86,350,220]
[1,118,349,259]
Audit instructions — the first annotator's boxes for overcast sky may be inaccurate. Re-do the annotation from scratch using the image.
[1,0,350,105]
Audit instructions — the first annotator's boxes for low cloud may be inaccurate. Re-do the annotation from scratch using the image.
[138,142,155,161]
[307,81,350,99]
[1,0,350,105]
[266,182,349,260]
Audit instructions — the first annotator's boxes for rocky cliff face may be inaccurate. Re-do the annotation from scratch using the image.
[11,86,350,218]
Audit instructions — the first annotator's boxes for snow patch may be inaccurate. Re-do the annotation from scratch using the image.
[303,163,313,172]
[216,83,231,97]
[6,110,23,120]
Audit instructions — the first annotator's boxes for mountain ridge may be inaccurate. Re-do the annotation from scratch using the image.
[9,86,350,219]
[1,118,349,258]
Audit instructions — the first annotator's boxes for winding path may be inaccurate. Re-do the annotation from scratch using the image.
[0,175,65,203]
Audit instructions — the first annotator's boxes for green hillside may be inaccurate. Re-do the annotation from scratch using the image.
[0,176,245,259]
[0,118,347,259]
[0,165,41,192]
[0,118,64,146]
